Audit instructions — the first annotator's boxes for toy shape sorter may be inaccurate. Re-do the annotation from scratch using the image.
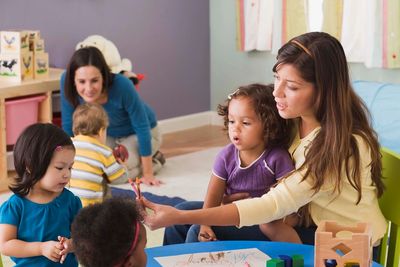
[315,220,372,267]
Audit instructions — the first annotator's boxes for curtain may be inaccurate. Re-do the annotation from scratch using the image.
[236,0,400,68]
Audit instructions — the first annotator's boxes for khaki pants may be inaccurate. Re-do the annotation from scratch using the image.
[106,126,162,180]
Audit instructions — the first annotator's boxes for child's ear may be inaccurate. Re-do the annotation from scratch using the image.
[99,127,107,136]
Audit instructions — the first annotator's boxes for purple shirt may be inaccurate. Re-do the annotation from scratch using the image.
[212,143,294,198]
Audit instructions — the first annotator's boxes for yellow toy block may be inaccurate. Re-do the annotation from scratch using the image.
[0,31,29,53]
[33,52,49,80]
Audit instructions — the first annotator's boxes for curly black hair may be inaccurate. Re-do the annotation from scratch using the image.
[217,83,293,149]
[71,197,143,267]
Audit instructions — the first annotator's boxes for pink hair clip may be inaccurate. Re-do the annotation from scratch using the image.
[55,146,63,151]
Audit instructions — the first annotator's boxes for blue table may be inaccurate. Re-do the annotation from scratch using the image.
[146,241,383,267]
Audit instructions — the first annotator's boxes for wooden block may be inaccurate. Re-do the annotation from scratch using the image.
[0,52,34,81]
[21,51,34,80]
[267,258,285,267]
[26,30,41,51]
[291,255,304,267]
[33,38,45,53]
[33,52,49,80]
[0,31,29,54]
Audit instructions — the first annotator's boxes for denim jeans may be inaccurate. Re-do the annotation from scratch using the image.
[163,200,317,245]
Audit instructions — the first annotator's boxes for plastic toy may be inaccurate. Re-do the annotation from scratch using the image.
[113,144,129,162]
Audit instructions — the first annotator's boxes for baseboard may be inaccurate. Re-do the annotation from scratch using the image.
[158,111,223,134]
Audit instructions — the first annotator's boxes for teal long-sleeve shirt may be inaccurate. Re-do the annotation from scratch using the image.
[60,72,157,156]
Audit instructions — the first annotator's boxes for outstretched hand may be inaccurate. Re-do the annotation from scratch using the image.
[141,198,178,230]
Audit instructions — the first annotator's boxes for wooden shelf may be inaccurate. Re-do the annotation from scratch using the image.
[0,68,63,192]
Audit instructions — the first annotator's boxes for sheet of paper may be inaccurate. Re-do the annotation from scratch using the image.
[154,247,271,267]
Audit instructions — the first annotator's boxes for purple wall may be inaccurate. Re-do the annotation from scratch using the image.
[0,0,210,119]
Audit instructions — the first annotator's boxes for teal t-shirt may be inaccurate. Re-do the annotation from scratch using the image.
[0,189,82,266]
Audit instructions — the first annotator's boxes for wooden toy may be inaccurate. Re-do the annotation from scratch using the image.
[0,31,29,53]
[291,254,304,267]
[267,258,285,267]
[33,52,49,80]
[25,30,41,51]
[0,51,33,81]
[314,221,372,267]
[33,38,45,53]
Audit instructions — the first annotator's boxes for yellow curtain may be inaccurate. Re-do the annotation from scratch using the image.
[383,0,400,68]
[283,0,307,43]
[321,0,343,40]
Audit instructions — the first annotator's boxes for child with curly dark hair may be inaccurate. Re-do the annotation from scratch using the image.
[71,198,146,267]
[163,83,300,245]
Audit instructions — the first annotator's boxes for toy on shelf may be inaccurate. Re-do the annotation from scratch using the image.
[0,29,49,82]
[314,220,372,267]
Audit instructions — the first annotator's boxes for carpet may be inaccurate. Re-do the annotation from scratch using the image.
[110,147,222,248]
[111,189,187,207]
[110,147,222,203]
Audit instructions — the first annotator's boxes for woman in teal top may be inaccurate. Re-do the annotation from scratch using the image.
[61,47,164,185]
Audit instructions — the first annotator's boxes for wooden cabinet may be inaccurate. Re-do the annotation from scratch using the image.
[0,68,63,191]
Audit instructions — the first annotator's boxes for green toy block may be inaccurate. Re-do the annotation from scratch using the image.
[266,258,285,267]
[291,254,304,267]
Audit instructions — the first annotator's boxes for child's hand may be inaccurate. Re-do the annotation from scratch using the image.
[40,240,63,262]
[198,226,217,242]
[140,175,162,186]
[58,236,73,264]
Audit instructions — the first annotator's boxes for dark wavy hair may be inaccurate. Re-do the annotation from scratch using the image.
[10,123,75,196]
[71,197,143,267]
[273,32,384,202]
[217,83,293,149]
[64,46,113,108]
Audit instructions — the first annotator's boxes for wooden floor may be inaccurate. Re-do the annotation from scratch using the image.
[160,125,229,158]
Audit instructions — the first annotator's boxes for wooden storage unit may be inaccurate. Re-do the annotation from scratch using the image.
[0,68,63,191]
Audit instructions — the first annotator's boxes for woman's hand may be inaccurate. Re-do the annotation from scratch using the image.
[198,225,217,242]
[141,156,162,186]
[140,175,162,186]
[222,192,250,204]
[141,198,179,230]
[40,241,63,262]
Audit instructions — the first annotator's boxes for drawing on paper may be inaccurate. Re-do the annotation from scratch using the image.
[155,248,271,267]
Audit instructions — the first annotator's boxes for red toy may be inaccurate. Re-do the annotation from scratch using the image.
[113,144,129,162]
